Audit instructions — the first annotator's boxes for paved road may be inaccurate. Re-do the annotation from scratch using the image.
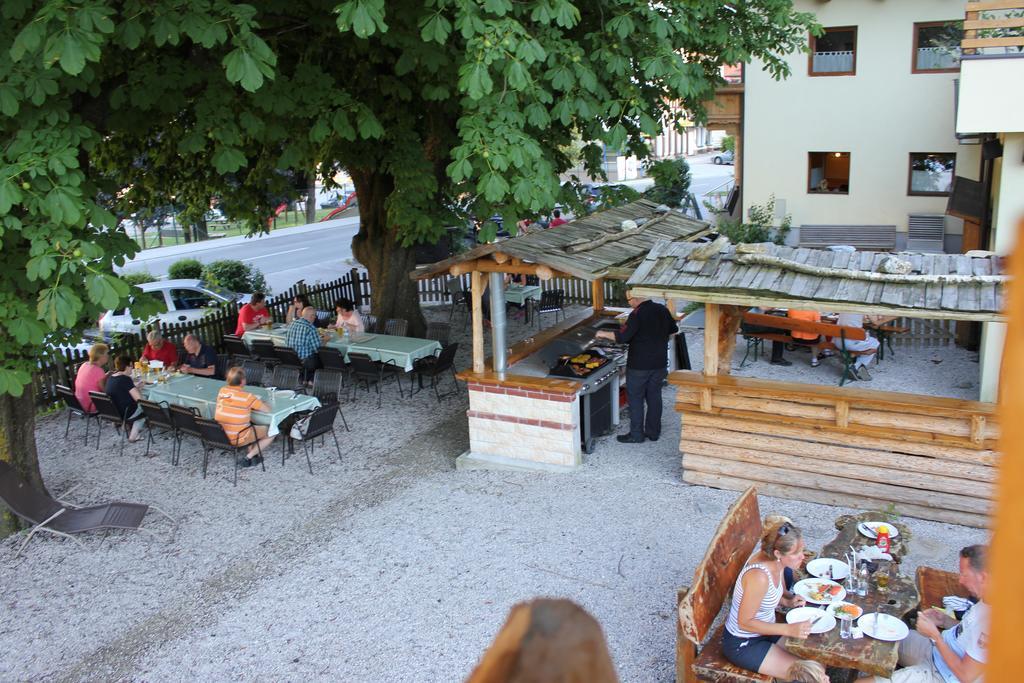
[120,214,362,293]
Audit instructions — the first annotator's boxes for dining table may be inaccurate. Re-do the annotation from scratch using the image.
[505,284,542,323]
[142,374,321,437]
[783,513,920,678]
[242,325,442,372]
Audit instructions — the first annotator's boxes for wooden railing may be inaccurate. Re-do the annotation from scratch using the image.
[963,1,1024,54]
[670,371,998,527]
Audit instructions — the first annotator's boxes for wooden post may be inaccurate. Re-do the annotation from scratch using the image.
[471,270,485,373]
[591,278,605,312]
[704,303,720,376]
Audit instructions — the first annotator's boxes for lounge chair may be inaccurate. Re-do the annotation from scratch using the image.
[0,461,175,558]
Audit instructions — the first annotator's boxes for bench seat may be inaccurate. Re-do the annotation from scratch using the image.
[693,622,773,683]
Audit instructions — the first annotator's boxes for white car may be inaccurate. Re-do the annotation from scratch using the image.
[98,279,249,335]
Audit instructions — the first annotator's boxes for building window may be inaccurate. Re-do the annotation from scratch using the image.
[808,152,850,194]
[913,22,961,72]
[908,153,955,196]
[809,27,857,76]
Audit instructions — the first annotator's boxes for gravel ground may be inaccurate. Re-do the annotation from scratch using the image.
[0,304,988,682]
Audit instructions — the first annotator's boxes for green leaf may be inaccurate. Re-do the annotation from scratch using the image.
[480,172,509,202]
[212,146,247,173]
[357,113,384,139]
[6,317,45,345]
[0,369,27,398]
[420,13,451,44]
[223,48,266,92]
[10,23,43,60]
[483,0,512,15]
[86,273,126,310]
[336,0,388,38]
[37,286,81,329]
[57,33,87,75]
[118,19,145,49]
[0,180,23,213]
[0,85,18,116]
[26,254,57,281]
[463,62,493,100]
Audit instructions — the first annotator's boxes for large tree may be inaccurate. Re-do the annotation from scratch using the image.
[0,0,817,512]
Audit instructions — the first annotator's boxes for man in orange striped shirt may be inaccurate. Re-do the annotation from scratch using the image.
[215,367,275,466]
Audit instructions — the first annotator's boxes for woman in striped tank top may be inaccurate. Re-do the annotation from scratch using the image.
[721,517,828,683]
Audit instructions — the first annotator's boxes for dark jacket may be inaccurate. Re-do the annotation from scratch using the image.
[615,300,677,370]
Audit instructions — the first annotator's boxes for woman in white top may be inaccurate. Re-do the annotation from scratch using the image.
[330,297,364,335]
[835,312,882,380]
[721,517,828,683]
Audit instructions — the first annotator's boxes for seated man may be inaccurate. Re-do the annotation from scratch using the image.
[865,544,988,683]
[179,334,218,377]
[285,305,322,379]
[141,329,178,367]
[235,291,271,336]
[835,311,881,381]
[215,367,274,467]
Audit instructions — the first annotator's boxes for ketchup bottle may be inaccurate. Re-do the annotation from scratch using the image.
[876,524,891,554]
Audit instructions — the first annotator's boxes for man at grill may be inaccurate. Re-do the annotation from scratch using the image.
[596,293,677,443]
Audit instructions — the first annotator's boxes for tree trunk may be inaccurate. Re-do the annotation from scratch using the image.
[193,217,209,242]
[0,388,43,537]
[305,168,317,225]
[350,170,426,337]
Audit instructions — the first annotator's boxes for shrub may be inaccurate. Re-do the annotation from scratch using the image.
[168,258,203,280]
[642,157,692,207]
[121,271,156,286]
[202,260,269,294]
[715,195,792,245]
[720,135,736,153]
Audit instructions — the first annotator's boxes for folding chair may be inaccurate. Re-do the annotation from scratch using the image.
[194,418,266,486]
[55,384,99,445]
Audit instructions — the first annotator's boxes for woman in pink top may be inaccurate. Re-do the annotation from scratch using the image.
[75,343,109,413]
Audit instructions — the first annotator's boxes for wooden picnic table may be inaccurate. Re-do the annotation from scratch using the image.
[784,513,919,678]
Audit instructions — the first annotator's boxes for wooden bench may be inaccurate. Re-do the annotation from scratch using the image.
[740,312,873,386]
[798,225,897,251]
[916,566,970,614]
[676,486,772,683]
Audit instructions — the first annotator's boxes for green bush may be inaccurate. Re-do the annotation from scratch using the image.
[202,260,269,294]
[715,195,792,245]
[642,157,692,207]
[720,135,736,153]
[168,258,203,280]
[121,271,156,286]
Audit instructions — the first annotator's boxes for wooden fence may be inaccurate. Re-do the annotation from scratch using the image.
[670,371,998,527]
[889,317,956,348]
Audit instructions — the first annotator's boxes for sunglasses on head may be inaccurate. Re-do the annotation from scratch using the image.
[778,523,791,537]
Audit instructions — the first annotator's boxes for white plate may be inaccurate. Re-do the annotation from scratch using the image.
[806,558,850,581]
[272,390,295,399]
[793,578,847,605]
[826,601,864,620]
[858,521,900,539]
[860,613,910,641]
[786,607,836,634]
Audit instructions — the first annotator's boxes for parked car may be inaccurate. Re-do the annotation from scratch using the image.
[98,279,250,335]
[712,150,735,165]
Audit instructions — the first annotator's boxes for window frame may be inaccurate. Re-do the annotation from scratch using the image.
[807,151,851,195]
[911,21,961,74]
[808,26,858,77]
[907,152,956,197]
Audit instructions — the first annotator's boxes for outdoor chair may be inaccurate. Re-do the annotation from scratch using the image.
[241,359,265,387]
[411,343,460,402]
[425,322,451,346]
[56,384,99,445]
[138,399,174,460]
[446,276,471,324]
[194,417,266,486]
[310,369,350,431]
[274,346,304,369]
[284,403,343,474]
[363,314,378,334]
[269,364,305,393]
[89,391,131,457]
[348,352,404,408]
[0,460,176,558]
[531,289,565,329]
[384,318,408,337]
[318,347,348,372]
[250,339,280,370]
[168,404,203,467]
[222,334,252,362]
[215,354,231,380]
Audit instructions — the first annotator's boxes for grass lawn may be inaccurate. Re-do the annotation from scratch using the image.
[133,208,347,249]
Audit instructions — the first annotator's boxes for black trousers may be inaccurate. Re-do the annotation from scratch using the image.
[301,354,321,382]
[626,366,668,439]
[741,323,785,362]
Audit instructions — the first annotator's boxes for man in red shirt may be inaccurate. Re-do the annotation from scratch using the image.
[549,209,568,227]
[235,292,271,336]
[141,329,178,367]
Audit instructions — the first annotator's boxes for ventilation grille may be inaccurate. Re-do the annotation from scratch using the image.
[907,214,946,253]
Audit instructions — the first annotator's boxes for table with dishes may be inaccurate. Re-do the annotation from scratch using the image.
[505,284,541,323]
[242,324,442,372]
[142,373,320,437]
[782,513,919,678]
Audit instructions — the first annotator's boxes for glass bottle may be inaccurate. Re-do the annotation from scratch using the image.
[857,562,869,597]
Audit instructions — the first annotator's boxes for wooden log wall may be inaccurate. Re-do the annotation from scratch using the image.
[670,371,998,528]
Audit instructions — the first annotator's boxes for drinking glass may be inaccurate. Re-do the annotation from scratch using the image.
[839,615,853,639]
[876,563,892,592]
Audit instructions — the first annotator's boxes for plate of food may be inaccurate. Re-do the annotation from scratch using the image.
[858,521,900,539]
[793,578,847,605]
[785,607,835,634]
[806,558,850,581]
[827,602,864,620]
[859,613,910,641]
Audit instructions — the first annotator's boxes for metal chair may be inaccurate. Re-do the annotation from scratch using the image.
[446,277,471,323]
[168,404,203,467]
[311,369,350,431]
[55,384,99,445]
[240,359,265,387]
[138,399,174,459]
[194,417,266,486]
[88,391,130,456]
[222,334,252,361]
[274,346,305,368]
[363,314,378,334]
[318,347,348,371]
[384,318,408,337]
[269,364,304,393]
[532,289,566,329]
[348,352,404,408]
[285,403,343,474]
[425,322,451,346]
[250,339,279,370]
[215,354,232,380]
[411,343,460,402]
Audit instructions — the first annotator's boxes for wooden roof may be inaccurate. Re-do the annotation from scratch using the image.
[627,241,1008,321]
[410,199,711,281]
